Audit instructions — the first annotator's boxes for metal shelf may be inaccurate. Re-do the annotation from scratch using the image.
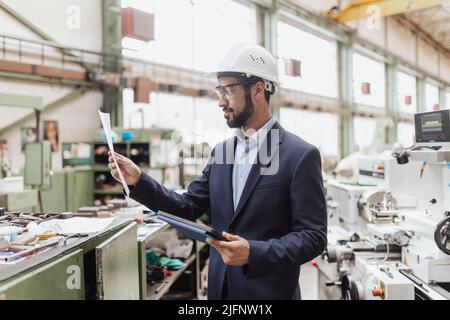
[147,254,196,300]
[138,223,171,244]
[197,241,206,252]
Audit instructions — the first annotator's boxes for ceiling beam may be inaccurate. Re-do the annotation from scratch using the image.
[395,14,450,57]
[0,1,93,72]
[0,1,54,42]
[0,86,90,136]
[323,0,443,24]
[0,92,43,110]
[427,16,450,27]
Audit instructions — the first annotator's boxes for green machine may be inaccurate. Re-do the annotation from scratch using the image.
[0,92,47,212]
[24,141,52,189]
[22,119,53,212]
[40,168,93,213]
[3,142,53,212]
[0,189,38,212]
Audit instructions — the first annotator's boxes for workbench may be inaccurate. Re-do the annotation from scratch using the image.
[0,218,139,300]
[0,206,209,300]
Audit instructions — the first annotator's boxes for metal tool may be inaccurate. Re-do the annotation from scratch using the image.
[62,233,89,245]
[0,237,61,262]
[380,266,394,279]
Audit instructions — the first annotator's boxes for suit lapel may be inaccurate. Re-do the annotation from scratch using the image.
[218,137,236,221]
[229,122,285,226]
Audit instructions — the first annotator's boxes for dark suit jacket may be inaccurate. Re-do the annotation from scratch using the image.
[129,121,327,299]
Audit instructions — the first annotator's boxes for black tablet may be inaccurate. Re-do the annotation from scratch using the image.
[156,211,228,242]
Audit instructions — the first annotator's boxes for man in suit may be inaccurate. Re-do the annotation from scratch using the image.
[108,44,327,299]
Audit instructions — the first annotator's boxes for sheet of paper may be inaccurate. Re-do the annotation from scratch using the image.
[98,110,130,196]
[39,217,115,234]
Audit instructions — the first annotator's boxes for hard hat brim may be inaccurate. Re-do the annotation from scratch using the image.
[205,68,280,87]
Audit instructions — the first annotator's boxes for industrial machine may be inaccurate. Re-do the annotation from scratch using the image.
[341,254,414,300]
[317,110,450,300]
[319,158,403,299]
[0,94,52,212]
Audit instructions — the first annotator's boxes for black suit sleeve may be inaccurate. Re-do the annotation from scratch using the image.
[129,157,212,222]
[246,147,328,278]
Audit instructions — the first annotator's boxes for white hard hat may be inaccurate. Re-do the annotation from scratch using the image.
[210,43,279,91]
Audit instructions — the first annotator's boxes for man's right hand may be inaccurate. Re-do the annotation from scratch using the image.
[108,151,142,186]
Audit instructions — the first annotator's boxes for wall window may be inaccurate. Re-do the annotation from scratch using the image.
[191,97,231,147]
[425,82,439,111]
[397,71,417,114]
[279,107,339,157]
[191,0,256,72]
[124,89,195,132]
[121,0,251,150]
[353,53,385,108]
[123,89,230,147]
[353,116,377,150]
[397,122,415,148]
[277,21,338,98]
[121,0,256,71]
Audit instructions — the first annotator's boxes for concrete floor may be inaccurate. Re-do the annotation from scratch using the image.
[299,262,319,300]
[198,260,321,300]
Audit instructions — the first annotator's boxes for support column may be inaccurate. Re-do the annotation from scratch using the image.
[261,0,278,55]
[102,0,123,127]
[416,77,426,112]
[256,1,280,120]
[385,63,398,145]
[337,42,354,158]
[439,86,447,110]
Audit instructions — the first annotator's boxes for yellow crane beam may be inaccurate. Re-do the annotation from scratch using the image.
[323,0,442,24]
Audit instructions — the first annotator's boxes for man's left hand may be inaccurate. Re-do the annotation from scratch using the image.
[206,232,250,266]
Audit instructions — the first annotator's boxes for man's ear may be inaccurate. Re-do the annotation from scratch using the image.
[254,82,265,100]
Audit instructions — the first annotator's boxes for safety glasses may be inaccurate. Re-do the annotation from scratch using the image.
[214,80,258,100]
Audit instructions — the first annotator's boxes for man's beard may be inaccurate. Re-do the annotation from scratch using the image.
[226,89,254,128]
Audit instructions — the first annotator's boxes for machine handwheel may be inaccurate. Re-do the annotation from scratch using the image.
[341,275,360,300]
[434,215,450,255]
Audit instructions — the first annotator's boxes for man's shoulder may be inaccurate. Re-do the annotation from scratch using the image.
[281,130,318,156]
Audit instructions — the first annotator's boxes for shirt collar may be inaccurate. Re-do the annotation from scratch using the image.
[234,117,276,145]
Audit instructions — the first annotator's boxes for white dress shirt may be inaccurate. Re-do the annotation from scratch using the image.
[232,117,276,210]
